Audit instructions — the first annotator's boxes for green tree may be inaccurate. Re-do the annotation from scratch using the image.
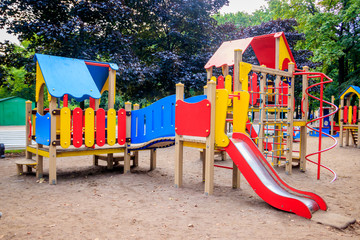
[0,0,229,103]
[267,0,360,91]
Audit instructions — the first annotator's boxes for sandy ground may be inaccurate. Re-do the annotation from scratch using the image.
[0,137,359,239]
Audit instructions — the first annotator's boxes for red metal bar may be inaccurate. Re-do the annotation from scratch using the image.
[63,94,68,107]
[214,164,233,170]
[294,71,338,182]
[317,76,324,180]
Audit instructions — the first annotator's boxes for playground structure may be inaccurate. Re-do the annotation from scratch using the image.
[337,85,360,148]
[205,32,311,174]
[19,32,337,219]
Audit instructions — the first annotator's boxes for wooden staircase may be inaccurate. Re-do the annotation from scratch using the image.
[350,129,358,145]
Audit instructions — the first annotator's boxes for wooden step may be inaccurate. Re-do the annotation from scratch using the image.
[15,158,36,175]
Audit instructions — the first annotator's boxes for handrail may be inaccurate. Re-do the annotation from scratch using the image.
[294,72,338,182]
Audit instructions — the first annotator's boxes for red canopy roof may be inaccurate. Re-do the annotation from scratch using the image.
[205,32,296,70]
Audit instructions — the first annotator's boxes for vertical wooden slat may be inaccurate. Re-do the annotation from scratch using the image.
[339,98,344,147]
[175,83,184,188]
[123,102,132,173]
[49,97,57,185]
[150,149,156,170]
[285,63,295,175]
[36,84,44,179]
[133,104,139,167]
[300,66,309,172]
[233,49,242,92]
[204,81,216,195]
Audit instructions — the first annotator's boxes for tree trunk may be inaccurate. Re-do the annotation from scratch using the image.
[338,55,345,86]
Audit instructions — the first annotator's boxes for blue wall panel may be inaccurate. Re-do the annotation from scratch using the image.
[35,113,51,146]
[131,95,176,144]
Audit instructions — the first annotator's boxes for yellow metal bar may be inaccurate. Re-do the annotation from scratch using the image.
[84,108,95,147]
[107,108,116,145]
[57,148,125,157]
[60,107,71,148]
[215,89,230,147]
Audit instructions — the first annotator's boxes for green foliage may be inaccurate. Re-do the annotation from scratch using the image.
[0,0,228,104]
[267,0,360,94]
[213,8,271,28]
[0,40,35,100]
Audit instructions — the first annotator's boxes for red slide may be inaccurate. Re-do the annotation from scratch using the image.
[224,132,327,219]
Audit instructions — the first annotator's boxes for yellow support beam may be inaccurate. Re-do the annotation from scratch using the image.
[26,146,49,158]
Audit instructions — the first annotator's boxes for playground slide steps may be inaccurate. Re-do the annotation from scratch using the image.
[224,132,327,219]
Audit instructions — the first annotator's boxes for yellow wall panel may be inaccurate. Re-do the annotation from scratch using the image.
[233,91,250,133]
[60,107,71,148]
[215,89,230,147]
[107,108,116,146]
[84,108,95,147]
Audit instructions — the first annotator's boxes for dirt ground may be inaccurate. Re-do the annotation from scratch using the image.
[0,137,359,239]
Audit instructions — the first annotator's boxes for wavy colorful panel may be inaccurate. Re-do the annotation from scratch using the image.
[131,95,176,144]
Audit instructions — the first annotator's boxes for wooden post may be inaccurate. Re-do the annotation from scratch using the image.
[150,149,156,170]
[233,50,242,92]
[25,101,33,160]
[339,98,344,147]
[93,98,100,166]
[300,66,309,172]
[204,81,216,195]
[175,83,184,188]
[124,102,132,173]
[258,70,266,154]
[345,97,350,146]
[108,69,116,109]
[133,104,140,167]
[358,101,360,148]
[36,85,45,179]
[285,63,295,175]
[107,153,114,170]
[273,75,281,166]
[222,65,229,77]
[201,149,206,181]
[49,97,57,184]
[206,67,213,81]
[330,95,335,136]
